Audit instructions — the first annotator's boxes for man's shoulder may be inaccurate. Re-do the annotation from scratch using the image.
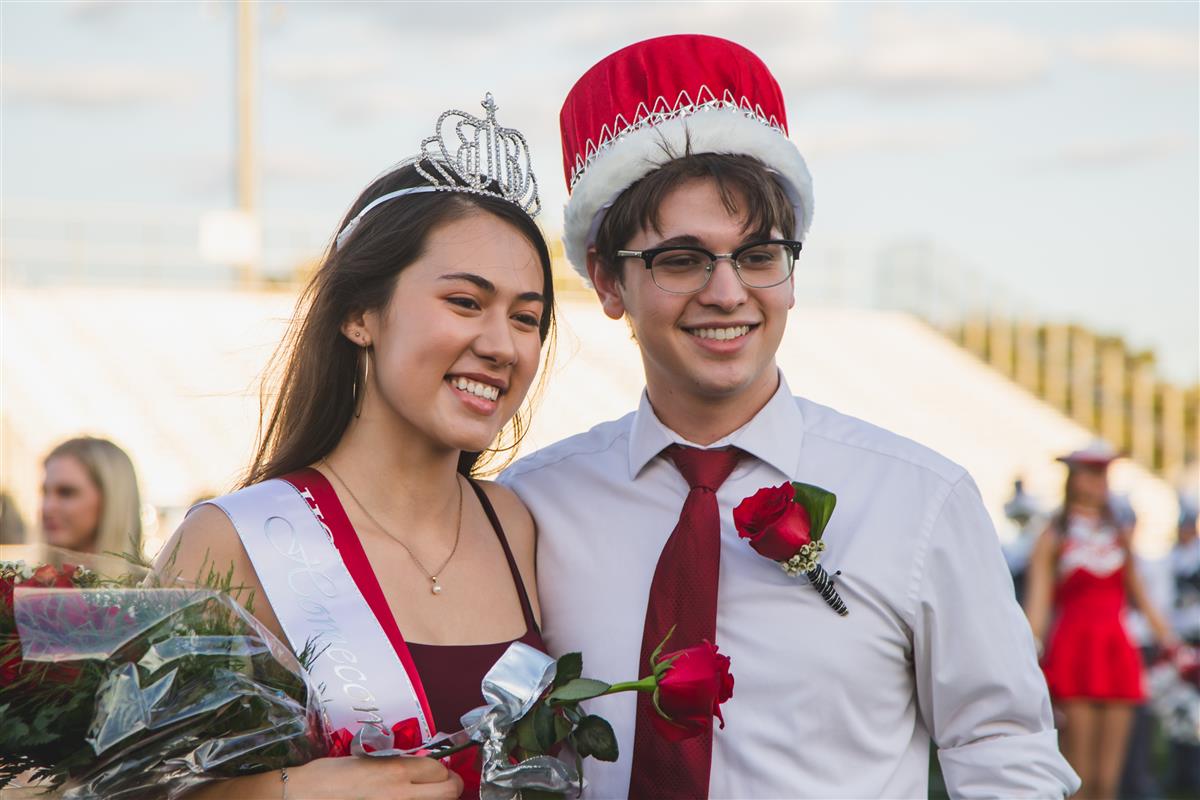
[502,412,636,484]
[794,395,967,486]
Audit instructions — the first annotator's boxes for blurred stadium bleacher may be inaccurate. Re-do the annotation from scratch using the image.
[1,286,1183,558]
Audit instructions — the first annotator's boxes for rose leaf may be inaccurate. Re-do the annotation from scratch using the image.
[515,708,544,754]
[553,710,573,744]
[552,652,583,689]
[571,714,620,762]
[532,702,559,752]
[546,678,610,705]
[791,482,836,540]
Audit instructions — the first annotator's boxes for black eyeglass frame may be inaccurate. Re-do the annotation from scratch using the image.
[615,238,804,293]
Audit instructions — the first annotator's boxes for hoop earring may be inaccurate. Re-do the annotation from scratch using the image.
[353,345,370,419]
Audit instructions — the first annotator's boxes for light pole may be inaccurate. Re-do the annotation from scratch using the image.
[235,0,258,288]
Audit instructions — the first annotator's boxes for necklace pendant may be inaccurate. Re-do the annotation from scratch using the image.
[430,577,443,595]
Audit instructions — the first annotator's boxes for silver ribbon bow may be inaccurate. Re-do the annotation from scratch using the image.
[353,642,582,799]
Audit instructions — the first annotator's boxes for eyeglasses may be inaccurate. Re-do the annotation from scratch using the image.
[616,239,802,294]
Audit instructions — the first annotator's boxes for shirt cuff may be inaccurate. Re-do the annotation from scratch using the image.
[937,729,1081,798]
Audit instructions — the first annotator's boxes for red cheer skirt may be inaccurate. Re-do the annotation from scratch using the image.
[1041,572,1144,702]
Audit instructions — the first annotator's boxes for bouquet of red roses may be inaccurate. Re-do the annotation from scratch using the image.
[0,559,325,799]
[2,556,735,800]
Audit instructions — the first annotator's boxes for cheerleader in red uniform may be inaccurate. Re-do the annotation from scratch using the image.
[1025,441,1175,799]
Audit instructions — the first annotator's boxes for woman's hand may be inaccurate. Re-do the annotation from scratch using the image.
[284,756,464,799]
[186,755,463,800]
[1154,622,1181,656]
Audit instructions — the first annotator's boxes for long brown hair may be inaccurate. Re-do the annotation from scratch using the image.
[243,160,556,487]
[1052,465,1120,541]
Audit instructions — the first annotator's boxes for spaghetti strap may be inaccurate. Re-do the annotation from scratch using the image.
[467,479,539,635]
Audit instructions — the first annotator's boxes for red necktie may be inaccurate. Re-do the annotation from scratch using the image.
[629,444,742,800]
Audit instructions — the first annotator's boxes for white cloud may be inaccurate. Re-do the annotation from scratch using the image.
[863,7,1049,90]
[269,1,839,107]
[771,6,1050,95]
[268,52,389,86]
[66,0,127,24]
[326,1,838,54]
[261,8,455,123]
[1051,134,1193,169]
[534,2,837,57]
[798,121,972,158]
[1071,29,1199,72]
[2,63,196,108]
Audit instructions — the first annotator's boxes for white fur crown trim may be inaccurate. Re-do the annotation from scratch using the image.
[563,106,813,278]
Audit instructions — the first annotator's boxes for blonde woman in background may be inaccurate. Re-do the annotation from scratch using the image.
[40,436,143,560]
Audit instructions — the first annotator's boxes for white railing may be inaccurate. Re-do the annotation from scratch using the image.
[2,200,330,286]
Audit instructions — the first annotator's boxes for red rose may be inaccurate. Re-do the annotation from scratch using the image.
[328,718,427,757]
[27,564,59,587]
[1,578,13,618]
[21,564,77,589]
[390,717,424,750]
[326,727,354,758]
[0,639,22,685]
[733,483,812,561]
[55,564,79,587]
[651,640,734,742]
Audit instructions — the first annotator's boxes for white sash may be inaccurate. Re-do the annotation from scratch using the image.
[204,478,433,739]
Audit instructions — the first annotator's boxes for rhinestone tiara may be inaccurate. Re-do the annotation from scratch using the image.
[336,93,540,250]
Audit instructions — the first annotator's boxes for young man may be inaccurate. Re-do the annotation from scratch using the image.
[501,35,1079,798]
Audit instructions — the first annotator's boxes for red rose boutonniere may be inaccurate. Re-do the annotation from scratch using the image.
[733,482,849,616]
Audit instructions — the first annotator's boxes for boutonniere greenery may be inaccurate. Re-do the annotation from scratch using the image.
[732,482,849,616]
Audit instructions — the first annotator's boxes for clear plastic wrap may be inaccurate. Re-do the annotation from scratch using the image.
[3,554,728,800]
[3,584,326,799]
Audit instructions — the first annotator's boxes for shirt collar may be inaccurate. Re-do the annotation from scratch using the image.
[627,371,806,479]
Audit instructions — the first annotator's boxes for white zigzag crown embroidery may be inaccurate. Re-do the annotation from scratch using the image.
[568,85,785,189]
[419,93,541,216]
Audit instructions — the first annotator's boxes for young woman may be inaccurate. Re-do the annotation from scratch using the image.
[1025,441,1175,800]
[158,98,554,800]
[41,436,143,559]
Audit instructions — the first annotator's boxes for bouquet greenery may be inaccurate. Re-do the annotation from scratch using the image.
[1,553,735,800]
[0,558,324,799]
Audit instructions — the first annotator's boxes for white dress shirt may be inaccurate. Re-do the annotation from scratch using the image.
[501,374,1080,799]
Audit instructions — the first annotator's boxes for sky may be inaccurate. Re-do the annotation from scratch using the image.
[3,0,1198,381]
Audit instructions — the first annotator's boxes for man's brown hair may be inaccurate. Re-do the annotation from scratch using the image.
[592,150,796,280]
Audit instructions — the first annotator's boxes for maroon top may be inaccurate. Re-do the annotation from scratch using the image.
[407,480,545,731]
[282,468,545,734]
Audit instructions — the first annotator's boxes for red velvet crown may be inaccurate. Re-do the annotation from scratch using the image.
[558,34,813,277]
[560,35,789,189]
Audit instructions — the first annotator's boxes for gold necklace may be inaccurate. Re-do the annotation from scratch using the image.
[322,459,463,596]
